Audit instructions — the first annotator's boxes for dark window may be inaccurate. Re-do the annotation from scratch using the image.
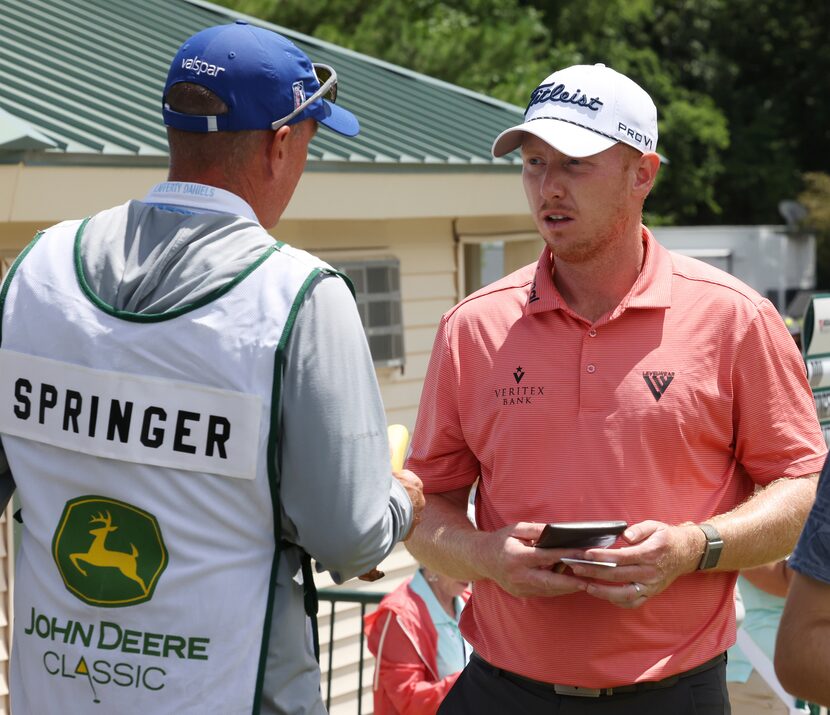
[334,259,405,367]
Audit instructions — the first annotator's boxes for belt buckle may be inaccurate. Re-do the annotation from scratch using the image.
[553,684,603,697]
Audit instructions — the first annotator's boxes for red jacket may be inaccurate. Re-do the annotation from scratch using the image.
[364,577,469,715]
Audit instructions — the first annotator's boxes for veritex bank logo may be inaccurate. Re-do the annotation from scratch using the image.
[52,496,168,607]
[494,366,546,405]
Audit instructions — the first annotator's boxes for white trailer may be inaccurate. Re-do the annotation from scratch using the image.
[651,225,816,315]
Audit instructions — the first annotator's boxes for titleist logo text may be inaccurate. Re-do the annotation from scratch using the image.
[527,83,603,112]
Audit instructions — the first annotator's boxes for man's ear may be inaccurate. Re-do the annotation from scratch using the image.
[632,152,661,198]
[266,125,293,174]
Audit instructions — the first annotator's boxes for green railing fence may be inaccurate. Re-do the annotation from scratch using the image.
[318,588,384,715]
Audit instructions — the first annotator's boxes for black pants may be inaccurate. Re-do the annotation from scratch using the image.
[438,653,731,715]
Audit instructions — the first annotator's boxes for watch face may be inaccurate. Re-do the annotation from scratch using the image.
[701,546,721,569]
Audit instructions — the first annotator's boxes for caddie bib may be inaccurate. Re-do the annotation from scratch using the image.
[0,215,335,714]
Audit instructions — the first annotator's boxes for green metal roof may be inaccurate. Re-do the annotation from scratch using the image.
[0,0,523,169]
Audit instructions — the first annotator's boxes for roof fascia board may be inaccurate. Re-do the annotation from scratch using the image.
[2,163,528,222]
[0,151,520,171]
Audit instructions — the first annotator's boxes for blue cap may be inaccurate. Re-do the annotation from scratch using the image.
[162,21,359,136]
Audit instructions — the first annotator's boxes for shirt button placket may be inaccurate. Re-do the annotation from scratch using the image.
[586,328,598,373]
[581,326,600,410]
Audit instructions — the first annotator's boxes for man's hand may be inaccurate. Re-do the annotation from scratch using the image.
[565,521,704,609]
[396,468,424,540]
[478,522,588,598]
[357,468,424,581]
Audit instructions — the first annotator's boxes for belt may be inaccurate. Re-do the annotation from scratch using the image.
[471,652,725,698]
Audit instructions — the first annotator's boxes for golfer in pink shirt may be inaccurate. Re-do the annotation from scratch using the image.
[405,63,826,715]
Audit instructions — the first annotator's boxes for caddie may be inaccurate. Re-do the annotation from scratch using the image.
[0,21,423,715]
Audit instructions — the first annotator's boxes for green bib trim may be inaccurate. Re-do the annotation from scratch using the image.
[252,266,325,714]
[73,218,282,322]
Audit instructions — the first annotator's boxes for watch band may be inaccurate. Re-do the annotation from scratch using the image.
[697,523,724,570]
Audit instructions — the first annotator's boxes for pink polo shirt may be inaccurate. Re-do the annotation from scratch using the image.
[407,228,826,688]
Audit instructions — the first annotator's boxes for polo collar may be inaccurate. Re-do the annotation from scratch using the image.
[524,226,673,318]
[142,182,259,223]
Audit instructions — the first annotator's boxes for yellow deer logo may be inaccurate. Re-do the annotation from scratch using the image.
[69,511,148,595]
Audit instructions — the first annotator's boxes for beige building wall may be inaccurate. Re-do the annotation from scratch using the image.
[279,217,458,431]
[0,224,45,255]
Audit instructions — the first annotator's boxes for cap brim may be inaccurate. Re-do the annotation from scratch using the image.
[492,119,617,158]
[317,100,360,137]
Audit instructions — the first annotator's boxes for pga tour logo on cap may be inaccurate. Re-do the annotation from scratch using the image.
[292,81,305,110]
[491,63,658,158]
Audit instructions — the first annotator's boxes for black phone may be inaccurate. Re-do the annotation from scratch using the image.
[534,521,628,549]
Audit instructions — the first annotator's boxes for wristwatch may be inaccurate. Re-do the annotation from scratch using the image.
[696,523,723,570]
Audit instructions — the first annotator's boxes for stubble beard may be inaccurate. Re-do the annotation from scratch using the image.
[544,202,633,267]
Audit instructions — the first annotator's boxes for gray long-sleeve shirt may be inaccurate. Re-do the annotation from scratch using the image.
[0,183,412,714]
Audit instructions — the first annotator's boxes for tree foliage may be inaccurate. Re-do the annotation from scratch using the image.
[218,0,828,230]
[643,0,830,224]
[800,173,830,289]
[220,0,573,105]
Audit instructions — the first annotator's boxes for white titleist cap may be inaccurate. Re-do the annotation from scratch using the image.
[492,63,658,158]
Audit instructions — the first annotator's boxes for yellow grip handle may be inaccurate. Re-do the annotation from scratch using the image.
[387,424,410,472]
